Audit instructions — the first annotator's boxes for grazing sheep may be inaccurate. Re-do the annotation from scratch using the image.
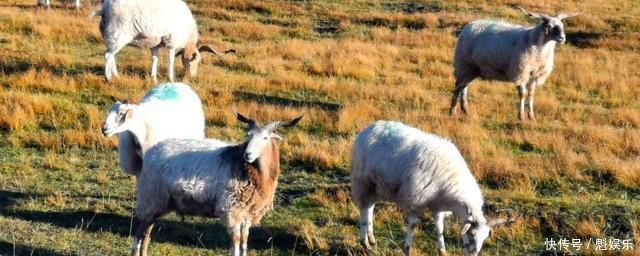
[38,0,80,9]
[37,0,103,9]
[96,0,235,82]
[351,121,518,256]
[130,113,303,256]
[450,8,579,120]
[102,82,205,176]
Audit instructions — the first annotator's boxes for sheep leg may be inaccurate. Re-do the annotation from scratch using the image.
[526,81,537,121]
[104,46,125,81]
[150,47,159,83]
[450,80,470,116]
[228,224,241,256]
[516,85,527,121]
[240,220,251,256]
[359,203,376,252]
[403,215,419,256]
[75,0,80,9]
[167,48,176,82]
[460,86,470,114]
[131,220,151,256]
[140,223,154,256]
[435,212,448,256]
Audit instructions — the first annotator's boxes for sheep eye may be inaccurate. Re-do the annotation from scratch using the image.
[263,136,268,140]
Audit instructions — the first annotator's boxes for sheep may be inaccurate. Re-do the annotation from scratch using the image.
[37,0,103,9]
[130,112,303,256]
[38,0,80,9]
[351,121,519,256]
[102,82,205,176]
[96,0,235,82]
[450,7,579,120]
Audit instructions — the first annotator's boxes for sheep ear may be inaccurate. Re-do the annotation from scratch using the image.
[190,52,199,62]
[461,222,471,235]
[124,108,134,122]
[234,112,253,124]
[234,112,258,129]
[518,7,551,20]
[280,115,304,128]
[557,12,580,20]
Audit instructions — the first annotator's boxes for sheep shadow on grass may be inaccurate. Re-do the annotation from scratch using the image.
[0,57,151,80]
[232,90,342,112]
[0,240,72,256]
[0,190,304,252]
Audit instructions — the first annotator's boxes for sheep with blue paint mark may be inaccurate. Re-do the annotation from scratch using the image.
[351,121,518,256]
[102,82,205,176]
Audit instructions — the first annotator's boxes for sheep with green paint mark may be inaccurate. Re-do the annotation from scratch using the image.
[102,82,205,176]
[351,121,519,256]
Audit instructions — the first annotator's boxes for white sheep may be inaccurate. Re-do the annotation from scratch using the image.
[130,113,303,256]
[96,0,235,82]
[351,121,518,256]
[37,0,103,9]
[450,8,579,120]
[102,82,205,176]
[38,0,80,9]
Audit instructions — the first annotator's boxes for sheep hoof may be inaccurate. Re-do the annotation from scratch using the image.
[367,233,376,245]
[402,244,411,256]
[361,240,373,255]
[438,249,448,256]
[528,112,536,121]
[518,111,526,121]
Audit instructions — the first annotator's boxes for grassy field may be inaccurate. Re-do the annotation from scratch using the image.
[1,0,639,255]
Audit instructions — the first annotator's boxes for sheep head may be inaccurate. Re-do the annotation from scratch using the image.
[176,45,236,79]
[102,101,138,137]
[234,112,303,163]
[519,7,580,44]
[460,206,492,256]
[461,207,522,256]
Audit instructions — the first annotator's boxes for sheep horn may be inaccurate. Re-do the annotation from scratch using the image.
[198,45,236,56]
[518,7,552,20]
[264,115,303,132]
[557,12,581,20]
[175,49,184,57]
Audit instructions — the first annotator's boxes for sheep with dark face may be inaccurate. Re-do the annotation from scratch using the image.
[450,8,579,120]
[351,121,518,256]
[131,113,302,256]
[95,0,235,82]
